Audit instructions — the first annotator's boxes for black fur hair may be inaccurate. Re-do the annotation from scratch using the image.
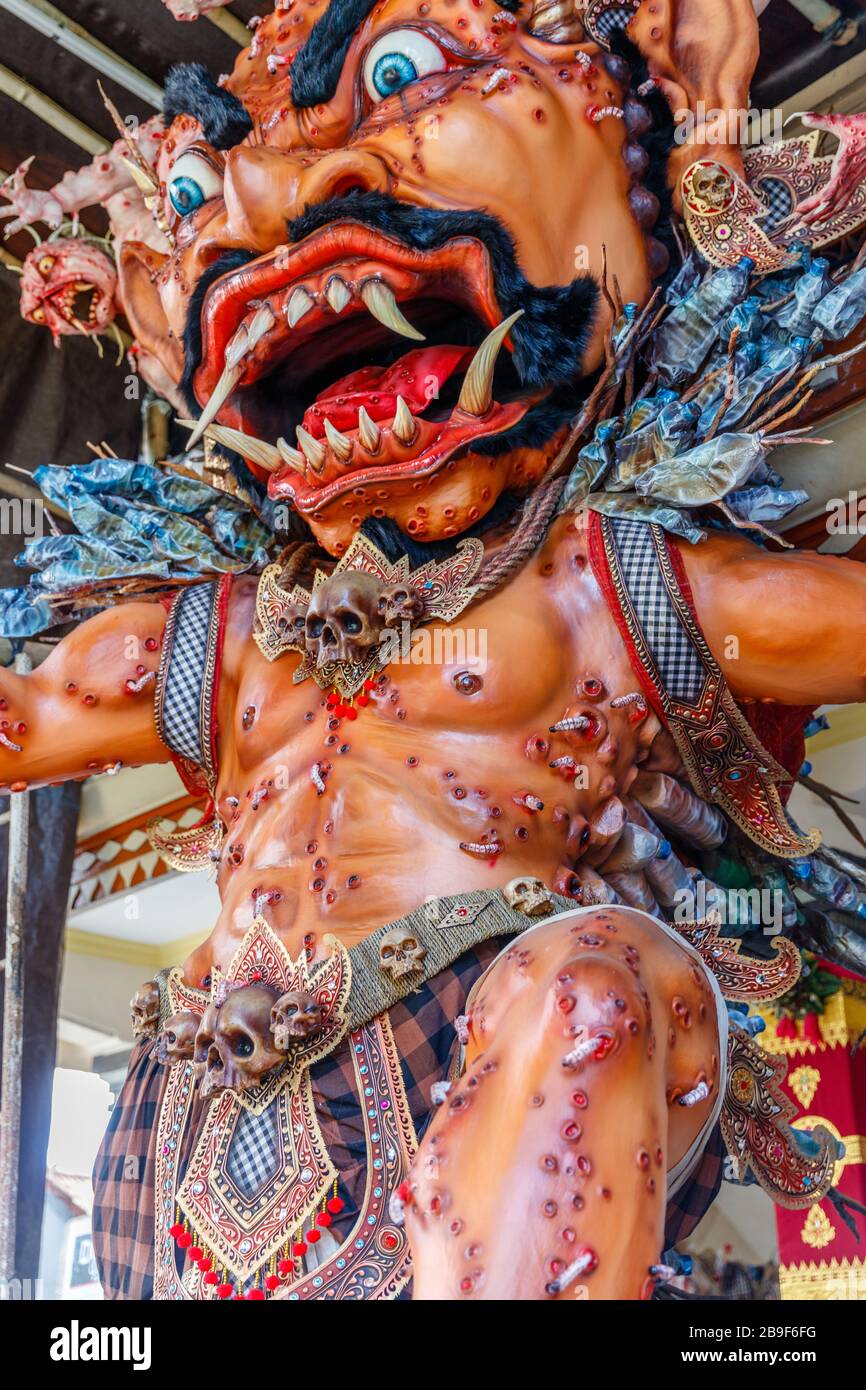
[180,248,255,413]
[286,192,598,389]
[291,0,522,108]
[164,63,252,149]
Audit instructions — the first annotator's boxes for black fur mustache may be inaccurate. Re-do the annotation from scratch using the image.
[286,190,599,391]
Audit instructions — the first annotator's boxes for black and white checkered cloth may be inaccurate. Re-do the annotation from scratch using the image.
[161,583,215,768]
[225,1107,282,1201]
[753,176,794,231]
[609,519,703,706]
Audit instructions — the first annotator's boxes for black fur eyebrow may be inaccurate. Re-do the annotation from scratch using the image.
[291,0,522,108]
[163,63,253,149]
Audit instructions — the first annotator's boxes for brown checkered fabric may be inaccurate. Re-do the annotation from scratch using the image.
[93,944,724,1299]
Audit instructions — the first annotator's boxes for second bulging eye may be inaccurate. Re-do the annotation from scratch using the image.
[363,29,448,102]
[167,151,223,218]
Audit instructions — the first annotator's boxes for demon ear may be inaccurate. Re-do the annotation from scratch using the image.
[117,241,185,384]
[627,0,760,204]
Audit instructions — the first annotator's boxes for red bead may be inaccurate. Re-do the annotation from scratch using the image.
[177,1232,192,1249]
[247,1288,265,1300]
[198,1257,212,1273]
[363,679,375,690]
[326,693,338,707]
[345,707,358,721]
[203,1270,218,1285]
[216,1283,234,1299]
[326,1197,344,1214]
[306,1228,321,1244]
[169,1223,184,1239]
[316,1211,332,1228]
[334,704,347,718]
[291,1242,307,1258]
[356,694,369,707]
[188,1246,203,1262]
[278,1257,295,1274]
[265,1274,282,1291]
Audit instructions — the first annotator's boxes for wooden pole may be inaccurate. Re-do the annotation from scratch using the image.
[0,651,31,1282]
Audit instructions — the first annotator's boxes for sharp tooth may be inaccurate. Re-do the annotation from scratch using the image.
[360,280,425,341]
[456,309,524,417]
[177,418,281,471]
[325,276,351,314]
[392,395,417,445]
[357,406,381,453]
[287,286,315,328]
[323,418,353,461]
[224,302,275,370]
[184,362,243,449]
[296,425,326,472]
[277,437,306,473]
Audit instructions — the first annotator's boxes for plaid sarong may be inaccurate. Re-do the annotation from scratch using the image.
[94,939,724,1298]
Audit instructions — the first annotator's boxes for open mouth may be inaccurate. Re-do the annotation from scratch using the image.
[39,280,103,333]
[186,223,540,514]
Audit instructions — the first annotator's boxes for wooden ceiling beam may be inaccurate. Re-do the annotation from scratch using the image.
[0,0,163,109]
[0,63,108,154]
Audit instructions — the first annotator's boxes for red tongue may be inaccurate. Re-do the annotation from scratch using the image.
[301,346,471,438]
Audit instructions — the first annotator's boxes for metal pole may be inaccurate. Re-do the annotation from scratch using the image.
[0,650,31,1282]
[0,0,163,108]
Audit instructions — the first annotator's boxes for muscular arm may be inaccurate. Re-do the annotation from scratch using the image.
[679,534,866,707]
[0,601,171,792]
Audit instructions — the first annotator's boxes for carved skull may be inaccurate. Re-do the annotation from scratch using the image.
[276,599,308,648]
[155,1010,200,1065]
[305,571,387,668]
[690,162,734,210]
[130,979,160,1040]
[377,583,426,628]
[271,990,324,1048]
[193,1002,220,1080]
[199,984,284,1097]
[379,928,427,980]
[503,876,556,917]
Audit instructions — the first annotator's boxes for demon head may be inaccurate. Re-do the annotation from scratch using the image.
[20,239,118,344]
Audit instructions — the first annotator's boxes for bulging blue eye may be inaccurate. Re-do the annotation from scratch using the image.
[363,29,447,104]
[372,51,418,99]
[165,151,223,220]
[169,175,205,217]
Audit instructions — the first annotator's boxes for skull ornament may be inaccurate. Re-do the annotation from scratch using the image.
[275,598,308,649]
[379,928,427,980]
[377,583,426,628]
[688,161,735,212]
[305,571,387,669]
[503,876,556,917]
[155,1010,200,1064]
[271,990,324,1048]
[199,984,284,1097]
[130,979,160,1040]
[193,1002,220,1080]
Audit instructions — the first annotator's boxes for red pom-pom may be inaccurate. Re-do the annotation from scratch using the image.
[265,1274,282,1291]
[326,1196,344,1214]
[216,1283,234,1299]
[292,1242,307,1258]
[306,1228,321,1244]
[775,1016,797,1038]
[316,1211,332,1228]
[356,695,369,708]
[334,704,347,718]
[177,1232,192,1249]
[345,706,358,721]
[198,1257,212,1273]
[803,1012,821,1042]
[188,1246,203,1262]
[203,1270,219,1286]
[363,679,375,691]
[247,1287,266,1300]
[169,1223,183,1239]
[396,1181,412,1204]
